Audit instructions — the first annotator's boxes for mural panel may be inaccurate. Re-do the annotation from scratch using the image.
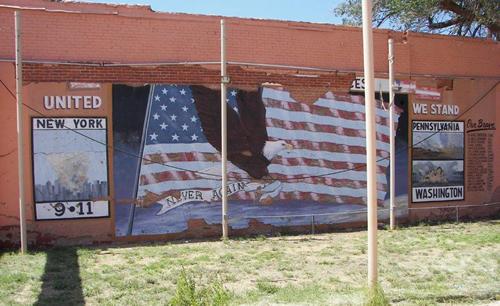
[411,121,465,202]
[113,84,408,236]
[32,117,109,220]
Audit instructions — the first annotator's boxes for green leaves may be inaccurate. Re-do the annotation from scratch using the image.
[334,0,499,39]
[169,268,231,306]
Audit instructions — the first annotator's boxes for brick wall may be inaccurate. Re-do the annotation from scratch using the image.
[0,0,498,79]
[22,63,355,104]
[23,64,353,90]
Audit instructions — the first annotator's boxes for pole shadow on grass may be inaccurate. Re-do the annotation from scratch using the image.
[35,247,84,306]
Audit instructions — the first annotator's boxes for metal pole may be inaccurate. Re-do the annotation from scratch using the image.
[361,0,378,288]
[388,38,396,230]
[220,19,229,239]
[15,11,27,254]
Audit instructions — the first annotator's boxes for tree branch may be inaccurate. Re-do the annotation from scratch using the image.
[439,0,472,19]
[428,17,462,29]
[437,0,498,38]
[376,11,396,27]
[471,24,481,37]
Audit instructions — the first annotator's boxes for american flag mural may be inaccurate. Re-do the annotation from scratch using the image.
[136,84,396,213]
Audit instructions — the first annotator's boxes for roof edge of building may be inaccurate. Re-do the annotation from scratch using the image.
[1,0,498,45]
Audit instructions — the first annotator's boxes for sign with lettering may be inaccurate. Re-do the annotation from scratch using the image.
[153,181,268,215]
[411,120,464,202]
[32,117,109,220]
[466,118,496,194]
[35,200,109,220]
[43,96,103,110]
[412,103,460,116]
[350,77,416,93]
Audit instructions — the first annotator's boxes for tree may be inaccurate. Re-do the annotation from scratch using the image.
[334,0,499,40]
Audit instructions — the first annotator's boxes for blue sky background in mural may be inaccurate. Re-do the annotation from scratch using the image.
[84,0,344,24]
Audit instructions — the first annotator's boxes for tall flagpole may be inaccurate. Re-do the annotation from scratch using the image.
[15,11,28,254]
[220,19,229,239]
[388,38,396,230]
[361,0,378,288]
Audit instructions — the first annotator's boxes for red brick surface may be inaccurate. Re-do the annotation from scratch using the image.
[0,0,498,78]
[22,64,354,90]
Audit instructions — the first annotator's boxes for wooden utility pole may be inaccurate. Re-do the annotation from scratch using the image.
[388,38,396,230]
[220,19,229,239]
[361,0,378,288]
[15,11,28,253]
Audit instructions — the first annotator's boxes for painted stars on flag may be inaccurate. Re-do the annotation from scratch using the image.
[227,89,239,114]
[145,85,240,145]
[146,85,207,145]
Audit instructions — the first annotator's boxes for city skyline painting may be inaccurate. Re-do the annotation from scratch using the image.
[32,118,109,203]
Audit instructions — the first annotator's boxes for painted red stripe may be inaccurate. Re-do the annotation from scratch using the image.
[143,140,390,165]
[140,169,387,191]
[140,157,389,185]
[266,118,391,143]
[264,99,391,126]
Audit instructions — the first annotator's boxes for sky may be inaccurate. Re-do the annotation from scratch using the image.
[82,0,345,24]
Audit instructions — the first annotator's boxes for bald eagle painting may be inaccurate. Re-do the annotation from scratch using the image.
[191,86,292,181]
[113,83,400,236]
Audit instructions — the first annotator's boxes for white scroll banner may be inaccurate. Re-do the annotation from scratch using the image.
[155,181,267,215]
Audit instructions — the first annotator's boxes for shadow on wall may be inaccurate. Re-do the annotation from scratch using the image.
[35,248,84,306]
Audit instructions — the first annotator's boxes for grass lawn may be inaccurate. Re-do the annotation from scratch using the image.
[1,221,499,305]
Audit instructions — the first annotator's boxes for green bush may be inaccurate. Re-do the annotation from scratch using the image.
[169,269,230,306]
[364,284,390,306]
[200,279,231,305]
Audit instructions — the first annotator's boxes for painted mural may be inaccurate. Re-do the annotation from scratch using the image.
[113,84,408,236]
[32,117,109,220]
[411,121,465,202]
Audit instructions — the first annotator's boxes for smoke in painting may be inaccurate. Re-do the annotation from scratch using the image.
[113,84,408,236]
